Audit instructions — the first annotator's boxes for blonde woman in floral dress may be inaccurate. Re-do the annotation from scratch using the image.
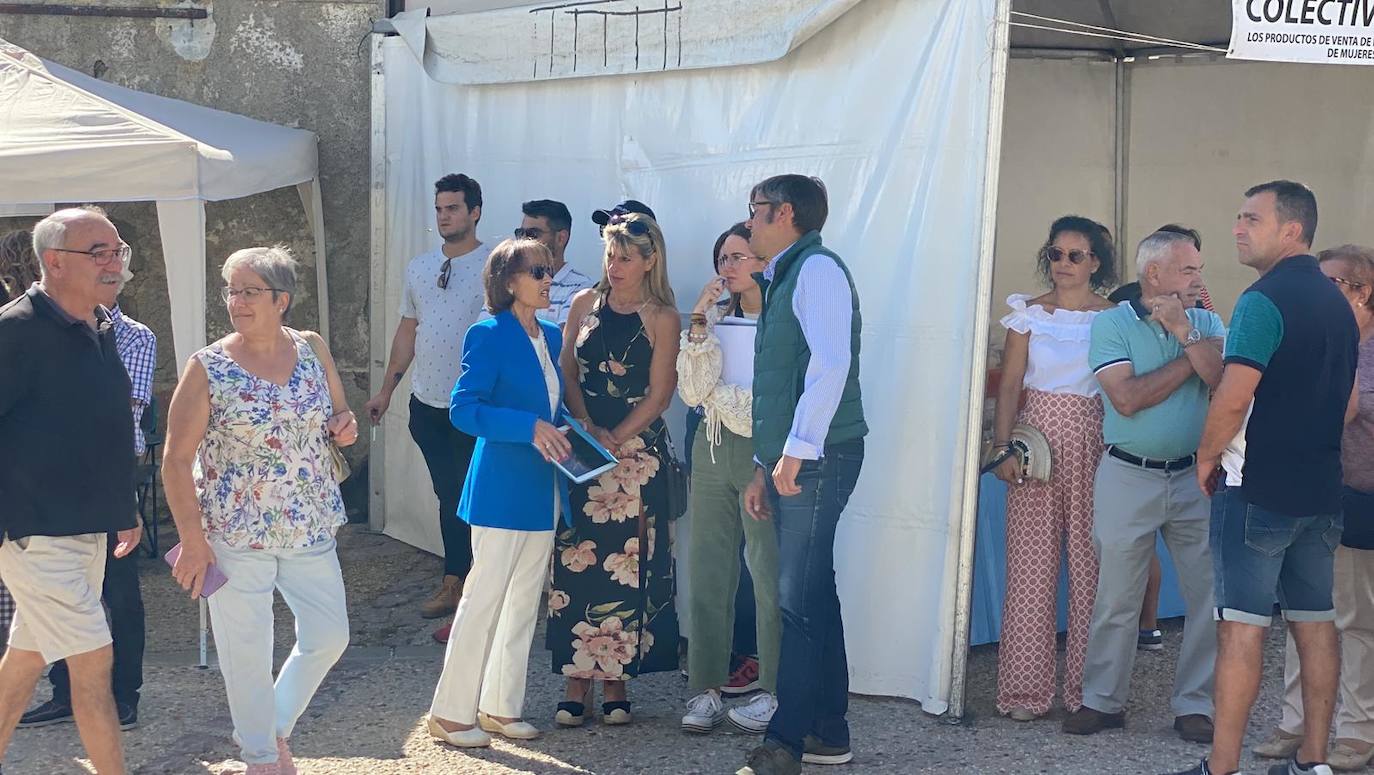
[549,212,681,727]
[162,247,356,775]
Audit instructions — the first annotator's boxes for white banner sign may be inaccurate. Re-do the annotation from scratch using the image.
[1228,0,1374,64]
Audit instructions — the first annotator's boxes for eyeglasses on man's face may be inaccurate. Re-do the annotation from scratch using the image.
[220,286,281,302]
[514,227,548,240]
[54,242,131,268]
[747,200,776,219]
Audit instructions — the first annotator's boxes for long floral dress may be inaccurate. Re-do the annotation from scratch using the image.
[547,296,680,680]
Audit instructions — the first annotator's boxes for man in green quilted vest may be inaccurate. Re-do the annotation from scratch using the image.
[736,175,866,775]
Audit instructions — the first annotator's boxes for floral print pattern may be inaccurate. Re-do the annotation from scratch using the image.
[548,299,679,680]
[194,330,346,549]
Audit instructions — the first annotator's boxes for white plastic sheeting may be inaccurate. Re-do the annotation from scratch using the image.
[0,38,328,366]
[375,0,1001,710]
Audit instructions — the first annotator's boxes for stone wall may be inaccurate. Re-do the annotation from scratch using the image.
[1,0,384,514]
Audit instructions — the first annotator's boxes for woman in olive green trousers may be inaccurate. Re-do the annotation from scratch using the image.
[677,223,780,736]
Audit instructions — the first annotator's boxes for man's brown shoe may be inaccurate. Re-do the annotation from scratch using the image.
[1062,707,1125,735]
[1173,714,1214,743]
[420,575,463,619]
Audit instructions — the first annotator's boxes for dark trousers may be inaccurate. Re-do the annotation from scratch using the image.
[764,439,864,759]
[407,395,476,578]
[49,533,145,708]
[686,410,758,658]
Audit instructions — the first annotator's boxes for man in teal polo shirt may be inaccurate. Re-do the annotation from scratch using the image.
[1064,230,1225,742]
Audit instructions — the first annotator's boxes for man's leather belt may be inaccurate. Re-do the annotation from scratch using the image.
[1108,446,1196,472]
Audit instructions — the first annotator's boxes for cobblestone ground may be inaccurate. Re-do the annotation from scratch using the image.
[5,526,1299,774]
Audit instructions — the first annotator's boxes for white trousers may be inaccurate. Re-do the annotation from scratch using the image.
[430,525,554,723]
[1277,545,1374,744]
[207,538,350,765]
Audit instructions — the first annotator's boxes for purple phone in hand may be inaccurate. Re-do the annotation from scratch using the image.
[163,542,229,598]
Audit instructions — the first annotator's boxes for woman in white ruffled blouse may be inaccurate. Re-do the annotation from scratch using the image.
[676,222,782,735]
[991,216,1117,722]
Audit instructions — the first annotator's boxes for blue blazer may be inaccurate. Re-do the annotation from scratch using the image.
[450,311,573,531]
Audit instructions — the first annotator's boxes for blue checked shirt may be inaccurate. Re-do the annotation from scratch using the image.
[111,306,157,456]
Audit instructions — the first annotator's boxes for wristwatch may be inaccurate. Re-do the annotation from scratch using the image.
[1181,328,1202,347]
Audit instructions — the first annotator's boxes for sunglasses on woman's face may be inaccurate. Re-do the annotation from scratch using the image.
[1043,246,1094,264]
[526,264,552,281]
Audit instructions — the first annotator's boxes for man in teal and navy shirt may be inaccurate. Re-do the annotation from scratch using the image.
[1169,181,1358,775]
[1067,230,1225,744]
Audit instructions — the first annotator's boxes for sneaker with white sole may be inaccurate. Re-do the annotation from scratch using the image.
[1267,757,1334,775]
[727,692,777,734]
[802,734,853,765]
[682,690,726,733]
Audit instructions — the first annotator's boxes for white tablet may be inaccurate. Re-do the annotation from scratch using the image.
[553,417,620,484]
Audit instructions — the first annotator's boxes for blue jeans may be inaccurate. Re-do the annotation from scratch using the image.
[1210,484,1343,626]
[764,439,864,759]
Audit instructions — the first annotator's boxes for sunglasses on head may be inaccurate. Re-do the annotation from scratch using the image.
[1042,246,1094,264]
[607,213,651,237]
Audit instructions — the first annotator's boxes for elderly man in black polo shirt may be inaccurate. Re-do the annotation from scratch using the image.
[0,207,142,775]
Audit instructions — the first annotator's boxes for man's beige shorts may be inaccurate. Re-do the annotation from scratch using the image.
[0,533,111,664]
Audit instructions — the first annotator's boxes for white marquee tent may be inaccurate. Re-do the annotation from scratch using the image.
[0,38,331,367]
[369,0,1374,718]
[369,0,1010,716]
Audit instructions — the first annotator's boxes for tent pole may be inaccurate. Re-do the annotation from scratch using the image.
[1113,57,1130,265]
[298,179,330,345]
[368,32,389,536]
[948,0,1013,721]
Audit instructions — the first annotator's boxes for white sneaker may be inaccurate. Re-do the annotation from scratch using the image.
[681,690,726,733]
[727,692,777,734]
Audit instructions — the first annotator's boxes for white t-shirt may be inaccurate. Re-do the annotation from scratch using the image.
[1221,403,1253,486]
[399,243,492,408]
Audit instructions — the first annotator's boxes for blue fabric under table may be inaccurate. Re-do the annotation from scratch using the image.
[970,474,1187,646]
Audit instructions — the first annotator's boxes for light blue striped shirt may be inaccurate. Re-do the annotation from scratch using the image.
[541,264,595,326]
[763,244,854,460]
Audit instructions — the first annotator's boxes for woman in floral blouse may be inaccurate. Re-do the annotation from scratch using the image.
[548,212,681,727]
[162,246,357,775]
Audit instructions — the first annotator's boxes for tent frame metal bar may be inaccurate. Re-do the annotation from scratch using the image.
[949,0,1013,721]
[367,32,390,535]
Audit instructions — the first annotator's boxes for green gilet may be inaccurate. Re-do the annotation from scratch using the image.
[751,230,867,465]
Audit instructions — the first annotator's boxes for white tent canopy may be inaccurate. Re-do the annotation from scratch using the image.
[0,38,329,367]
[371,0,1008,714]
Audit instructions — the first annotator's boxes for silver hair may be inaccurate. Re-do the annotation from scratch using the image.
[1135,230,1195,278]
[31,207,109,279]
[221,245,299,316]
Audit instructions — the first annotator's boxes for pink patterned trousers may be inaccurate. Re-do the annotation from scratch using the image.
[996,389,1104,716]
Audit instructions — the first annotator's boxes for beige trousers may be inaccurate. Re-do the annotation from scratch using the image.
[1277,545,1374,744]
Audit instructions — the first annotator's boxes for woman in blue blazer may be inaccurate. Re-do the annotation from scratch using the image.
[428,239,574,747]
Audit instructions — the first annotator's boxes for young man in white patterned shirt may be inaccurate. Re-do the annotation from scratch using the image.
[515,199,593,327]
[365,174,490,630]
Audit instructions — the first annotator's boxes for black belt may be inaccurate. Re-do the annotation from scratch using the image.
[1108,446,1196,472]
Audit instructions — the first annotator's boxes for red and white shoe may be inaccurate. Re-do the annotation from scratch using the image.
[720,655,761,697]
